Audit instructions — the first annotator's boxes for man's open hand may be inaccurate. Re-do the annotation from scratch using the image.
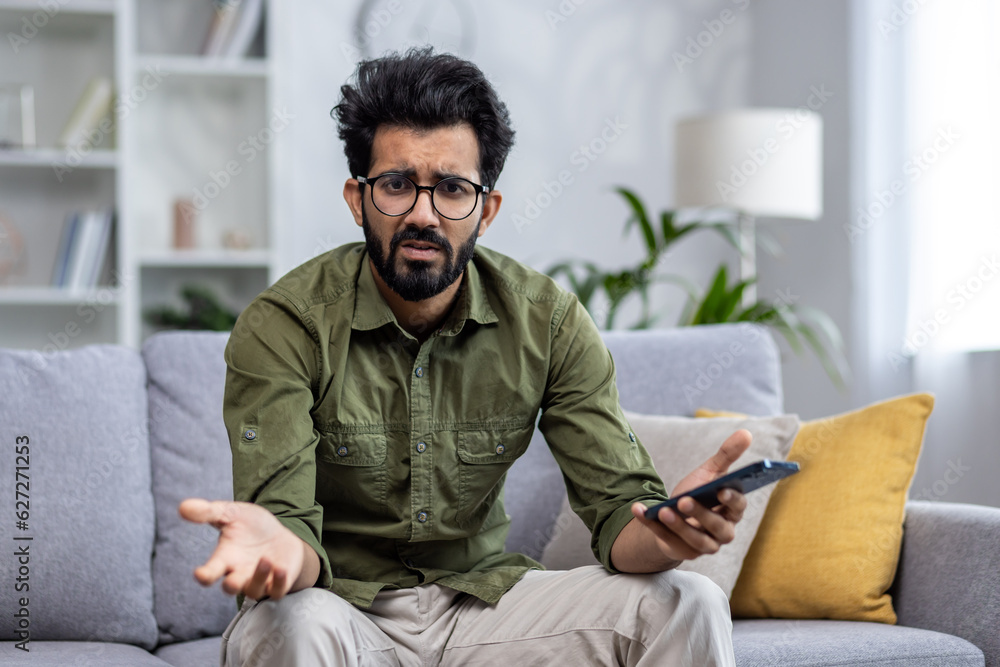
[611,429,752,571]
[179,499,318,601]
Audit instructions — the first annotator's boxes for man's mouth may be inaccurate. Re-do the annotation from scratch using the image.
[398,240,441,260]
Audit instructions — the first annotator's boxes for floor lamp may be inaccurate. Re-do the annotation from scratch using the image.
[673,109,823,307]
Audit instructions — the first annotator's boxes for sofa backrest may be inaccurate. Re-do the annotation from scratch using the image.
[0,345,159,650]
[143,332,234,645]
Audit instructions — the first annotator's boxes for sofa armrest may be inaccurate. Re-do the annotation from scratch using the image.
[893,500,1000,666]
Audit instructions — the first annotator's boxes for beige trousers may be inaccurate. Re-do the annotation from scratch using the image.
[220,565,735,667]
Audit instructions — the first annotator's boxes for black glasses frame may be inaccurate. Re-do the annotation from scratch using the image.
[356,172,489,220]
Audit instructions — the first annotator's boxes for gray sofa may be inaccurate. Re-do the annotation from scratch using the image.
[0,324,997,666]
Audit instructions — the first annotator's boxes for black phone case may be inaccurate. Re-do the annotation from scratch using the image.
[644,459,800,519]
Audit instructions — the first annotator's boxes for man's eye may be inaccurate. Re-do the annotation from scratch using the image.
[439,180,471,196]
[381,177,411,192]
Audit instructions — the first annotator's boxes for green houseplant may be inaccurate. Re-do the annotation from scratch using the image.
[548,187,850,389]
[143,284,240,332]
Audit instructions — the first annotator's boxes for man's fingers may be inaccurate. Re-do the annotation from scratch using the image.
[193,555,230,587]
[243,557,273,601]
[674,497,735,546]
[630,503,706,561]
[657,505,723,554]
[268,566,289,601]
[703,429,753,474]
[718,488,747,523]
[178,498,238,529]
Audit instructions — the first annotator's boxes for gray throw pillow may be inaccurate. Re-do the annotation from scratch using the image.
[540,412,800,597]
[0,345,158,648]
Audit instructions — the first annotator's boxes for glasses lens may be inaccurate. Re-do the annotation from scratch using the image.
[371,175,416,215]
[433,178,478,219]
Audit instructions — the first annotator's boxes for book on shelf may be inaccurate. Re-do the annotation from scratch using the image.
[202,0,264,58]
[57,77,114,150]
[51,210,114,291]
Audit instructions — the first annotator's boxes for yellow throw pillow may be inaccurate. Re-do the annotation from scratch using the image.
[697,394,934,624]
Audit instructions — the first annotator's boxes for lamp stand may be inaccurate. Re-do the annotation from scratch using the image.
[738,212,757,309]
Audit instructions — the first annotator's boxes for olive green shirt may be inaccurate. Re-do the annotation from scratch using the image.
[224,243,668,609]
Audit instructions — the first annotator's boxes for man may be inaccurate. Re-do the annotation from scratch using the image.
[181,47,750,666]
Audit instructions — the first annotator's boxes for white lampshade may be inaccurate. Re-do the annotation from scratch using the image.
[674,109,823,220]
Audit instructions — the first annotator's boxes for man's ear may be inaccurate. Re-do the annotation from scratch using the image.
[343,179,364,227]
[477,189,502,237]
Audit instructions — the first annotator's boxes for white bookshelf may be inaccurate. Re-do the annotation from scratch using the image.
[0,0,280,350]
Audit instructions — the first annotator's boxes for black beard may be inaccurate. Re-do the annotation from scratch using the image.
[362,208,480,302]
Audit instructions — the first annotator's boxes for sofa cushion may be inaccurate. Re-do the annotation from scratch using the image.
[538,413,799,595]
[732,619,984,666]
[154,635,223,667]
[505,324,784,560]
[0,346,158,649]
[0,641,174,666]
[144,332,237,644]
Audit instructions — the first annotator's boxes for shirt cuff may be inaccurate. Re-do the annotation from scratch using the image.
[597,498,665,574]
[275,515,335,591]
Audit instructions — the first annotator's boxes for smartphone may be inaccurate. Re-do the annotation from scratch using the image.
[644,459,800,520]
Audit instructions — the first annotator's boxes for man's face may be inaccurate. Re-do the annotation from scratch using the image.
[344,123,501,302]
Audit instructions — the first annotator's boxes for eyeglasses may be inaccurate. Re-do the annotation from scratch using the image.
[356,173,489,220]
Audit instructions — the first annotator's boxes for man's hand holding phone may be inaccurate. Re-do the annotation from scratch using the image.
[627,429,753,564]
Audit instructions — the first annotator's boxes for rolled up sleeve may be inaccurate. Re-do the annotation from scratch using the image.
[538,294,668,572]
[223,292,334,591]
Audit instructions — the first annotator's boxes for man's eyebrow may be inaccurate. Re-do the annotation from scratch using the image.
[374,166,471,181]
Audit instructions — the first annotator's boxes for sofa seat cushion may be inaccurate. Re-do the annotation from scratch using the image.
[733,619,985,666]
[0,345,158,649]
[154,635,223,666]
[0,641,173,665]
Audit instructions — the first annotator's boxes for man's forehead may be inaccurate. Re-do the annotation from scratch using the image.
[369,123,481,178]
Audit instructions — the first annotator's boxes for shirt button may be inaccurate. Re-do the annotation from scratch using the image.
[628,432,637,443]
[417,511,428,523]
[415,366,424,378]
[495,443,505,455]
[243,429,256,441]
[416,441,427,453]
[337,446,349,457]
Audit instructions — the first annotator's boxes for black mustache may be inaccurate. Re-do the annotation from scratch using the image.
[389,228,452,255]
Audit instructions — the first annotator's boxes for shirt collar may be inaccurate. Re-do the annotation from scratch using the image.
[351,250,498,335]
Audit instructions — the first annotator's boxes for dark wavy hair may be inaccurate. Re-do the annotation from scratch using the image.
[332,47,515,189]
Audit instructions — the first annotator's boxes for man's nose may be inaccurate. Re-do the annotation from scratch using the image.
[404,189,440,228]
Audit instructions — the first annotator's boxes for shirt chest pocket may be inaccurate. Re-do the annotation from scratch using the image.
[455,421,535,527]
[316,431,388,515]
